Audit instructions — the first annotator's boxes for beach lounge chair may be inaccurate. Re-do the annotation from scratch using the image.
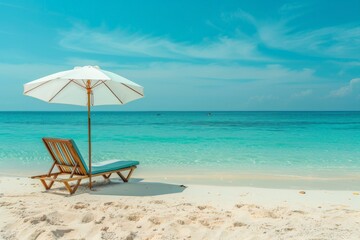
[31,138,139,195]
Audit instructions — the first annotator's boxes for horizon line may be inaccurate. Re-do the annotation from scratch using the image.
[0,110,359,112]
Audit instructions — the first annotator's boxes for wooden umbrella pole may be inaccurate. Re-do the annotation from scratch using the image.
[87,80,92,190]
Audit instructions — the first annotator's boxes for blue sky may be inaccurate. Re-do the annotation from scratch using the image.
[0,0,359,111]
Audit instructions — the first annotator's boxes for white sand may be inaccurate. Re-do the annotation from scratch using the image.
[0,176,360,240]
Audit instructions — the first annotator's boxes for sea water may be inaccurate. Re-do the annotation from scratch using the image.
[0,111,359,183]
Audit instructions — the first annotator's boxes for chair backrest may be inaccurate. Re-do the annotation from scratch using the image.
[42,138,88,175]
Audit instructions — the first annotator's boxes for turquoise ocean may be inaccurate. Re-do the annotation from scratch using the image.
[0,111,359,188]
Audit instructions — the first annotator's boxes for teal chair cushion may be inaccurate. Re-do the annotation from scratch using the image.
[91,159,139,174]
[69,139,139,174]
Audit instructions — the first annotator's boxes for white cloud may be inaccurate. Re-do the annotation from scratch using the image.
[258,22,360,59]
[221,8,360,59]
[59,8,360,64]
[59,24,267,61]
[330,78,360,97]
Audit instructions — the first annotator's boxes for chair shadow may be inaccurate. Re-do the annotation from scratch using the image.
[38,178,187,197]
[88,178,187,196]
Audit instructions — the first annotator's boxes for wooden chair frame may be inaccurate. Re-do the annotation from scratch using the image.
[31,138,137,195]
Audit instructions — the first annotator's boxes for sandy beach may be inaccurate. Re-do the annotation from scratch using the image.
[1,0,359,238]
[1,175,360,240]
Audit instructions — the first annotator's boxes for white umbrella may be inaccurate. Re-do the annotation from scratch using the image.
[24,65,144,189]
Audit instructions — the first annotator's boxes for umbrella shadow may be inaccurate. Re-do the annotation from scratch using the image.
[88,178,187,196]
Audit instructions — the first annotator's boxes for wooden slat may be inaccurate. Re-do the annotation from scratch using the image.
[58,142,72,168]
[62,142,81,175]
[61,141,79,174]
[42,138,86,175]
[43,139,63,173]
[56,142,72,173]
[50,142,69,173]
[43,138,85,175]
[55,163,77,168]
[44,138,72,143]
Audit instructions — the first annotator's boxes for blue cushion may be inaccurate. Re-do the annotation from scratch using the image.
[69,139,139,174]
[91,159,139,174]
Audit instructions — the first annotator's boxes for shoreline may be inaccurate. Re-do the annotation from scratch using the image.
[1,176,360,239]
[1,167,360,191]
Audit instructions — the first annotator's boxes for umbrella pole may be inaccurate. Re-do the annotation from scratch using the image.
[87,81,92,190]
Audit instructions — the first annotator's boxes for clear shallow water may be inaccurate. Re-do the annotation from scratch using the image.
[0,111,359,179]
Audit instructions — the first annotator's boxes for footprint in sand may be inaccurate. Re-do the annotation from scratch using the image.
[82,213,95,223]
[233,222,247,227]
[188,215,197,221]
[30,215,47,225]
[95,216,106,224]
[197,205,208,210]
[51,229,73,238]
[177,219,186,225]
[148,217,161,225]
[73,202,90,210]
[46,211,63,225]
[199,219,210,227]
[127,213,141,222]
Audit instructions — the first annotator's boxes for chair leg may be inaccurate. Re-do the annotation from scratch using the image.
[40,173,59,190]
[63,179,82,195]
[116,167,135,182]
[102,173,112,179]
[71,179,82,194]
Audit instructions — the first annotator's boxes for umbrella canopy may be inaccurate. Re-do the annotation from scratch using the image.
[24,65,143,106]
[24,65,144,189]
